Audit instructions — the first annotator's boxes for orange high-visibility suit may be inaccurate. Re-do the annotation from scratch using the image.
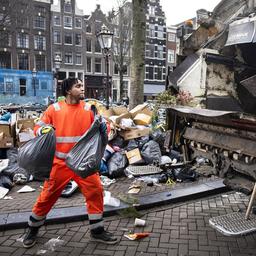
[28,101,104,232]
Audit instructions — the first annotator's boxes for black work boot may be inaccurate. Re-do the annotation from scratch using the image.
[90,227,118,244]
[22,227,39,248]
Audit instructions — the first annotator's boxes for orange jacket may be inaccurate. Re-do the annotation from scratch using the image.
[34,101,94,159]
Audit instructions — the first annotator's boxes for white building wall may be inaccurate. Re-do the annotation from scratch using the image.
[177,57,205,97]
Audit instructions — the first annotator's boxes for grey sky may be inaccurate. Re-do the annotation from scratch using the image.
[74,0,222,25]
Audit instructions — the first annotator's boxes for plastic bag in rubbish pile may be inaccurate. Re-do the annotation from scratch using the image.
[18,130,56,180]
[141,140,161,164]
[66,117,108,178]
[3,164,30,184]
[107,151,128,178]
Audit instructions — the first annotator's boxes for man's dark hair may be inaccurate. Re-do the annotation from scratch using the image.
[61,77,78,96]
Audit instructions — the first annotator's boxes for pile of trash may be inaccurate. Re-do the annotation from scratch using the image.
[0,102,203,199]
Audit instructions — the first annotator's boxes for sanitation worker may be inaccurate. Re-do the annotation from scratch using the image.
[22,77,118,248]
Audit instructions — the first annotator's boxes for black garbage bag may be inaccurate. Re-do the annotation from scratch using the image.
[6,148,18,165]
[126,140,138,151]
[109,135,125,148]
[141,140,161,164]
[18,130,56,180]
[173,166,198,182]
[150,130,167,153]
[107,151,128,178]
[136,136,150,149]
[66,117,108,178]
[2,163,29,181]
[0,174,13,189]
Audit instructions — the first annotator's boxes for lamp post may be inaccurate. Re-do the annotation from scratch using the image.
[32,68,37,97]
[96,25,113,109]
[54,54,62,99]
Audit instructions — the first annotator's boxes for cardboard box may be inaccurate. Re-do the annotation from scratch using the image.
[101,108,115,118]
[0,137,14,148]
[133,113,152,126]
[125,148,143,165]
[120,127,151,140]
[114,112,132,126]
[16,118,35,146]
[112,106,128,116]
[129,103,149,118]
[0,123,14,148]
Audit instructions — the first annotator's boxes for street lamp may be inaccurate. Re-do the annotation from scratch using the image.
[32,68,37,97]
[97,25,113,109]
[54,54,62,99]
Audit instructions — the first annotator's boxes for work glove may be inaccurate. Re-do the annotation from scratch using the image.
[37,125,54,136]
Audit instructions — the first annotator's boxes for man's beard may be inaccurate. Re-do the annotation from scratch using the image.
[79,94,85,100]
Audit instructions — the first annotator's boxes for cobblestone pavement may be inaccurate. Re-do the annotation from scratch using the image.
[1,176,218,214]
[0,191,255,256]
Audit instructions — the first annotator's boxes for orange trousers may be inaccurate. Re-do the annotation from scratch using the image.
[32,157,103,217]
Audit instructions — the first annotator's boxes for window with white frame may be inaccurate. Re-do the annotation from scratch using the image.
[65,52,72,64]
[35,54,46,71]
[95,40,101,53]
[76,53,82,65]
[34,16,45,29]
[168,33,176,42]
[95,58,101,73]
[64,32,72,45]
[112,80,118,102]
[157,25,164,39]
[18,53,29,70]
[75,33,82,46]
[146,44,154,58]
[34,35,46,50]
[149,6,155,16]
[75,17,82,28]
[86,57,91,72]
[154,67,163,80]
[156,45,163,58]
[64,16,72,28]
[123,80,128,97]
[149,24,155,37]
[86,39,91,52]
[86,25,91,33]
[17,33,29,48]
[146,66,154,80]
[114,63,119,75]
[53,31,61,44]
[168,49,175,63]
[53,15,61,26]
[64,1,72,13]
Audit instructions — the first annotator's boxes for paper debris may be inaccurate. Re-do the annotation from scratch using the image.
[0,186,9,199]
[17,185,35,193]
[3,196,13,200]
[0,159,9,172]
[124,232,150,240]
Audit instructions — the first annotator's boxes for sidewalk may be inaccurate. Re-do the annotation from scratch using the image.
[1,191,255,256]
[0,175,228,231]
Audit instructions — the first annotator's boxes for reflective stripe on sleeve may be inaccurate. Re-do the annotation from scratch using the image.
[35,120,47,127]
[55,151,68,159]
[53,102,61,111]
[56,136,81,143]
[84,103,91,111]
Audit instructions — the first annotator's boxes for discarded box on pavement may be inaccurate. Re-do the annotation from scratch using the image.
[129,103,149,118]
[16,118,35,146]
[0,114,16,148]
[133,113,152,126]
[125,148,143,165]
[120,127,151,140]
